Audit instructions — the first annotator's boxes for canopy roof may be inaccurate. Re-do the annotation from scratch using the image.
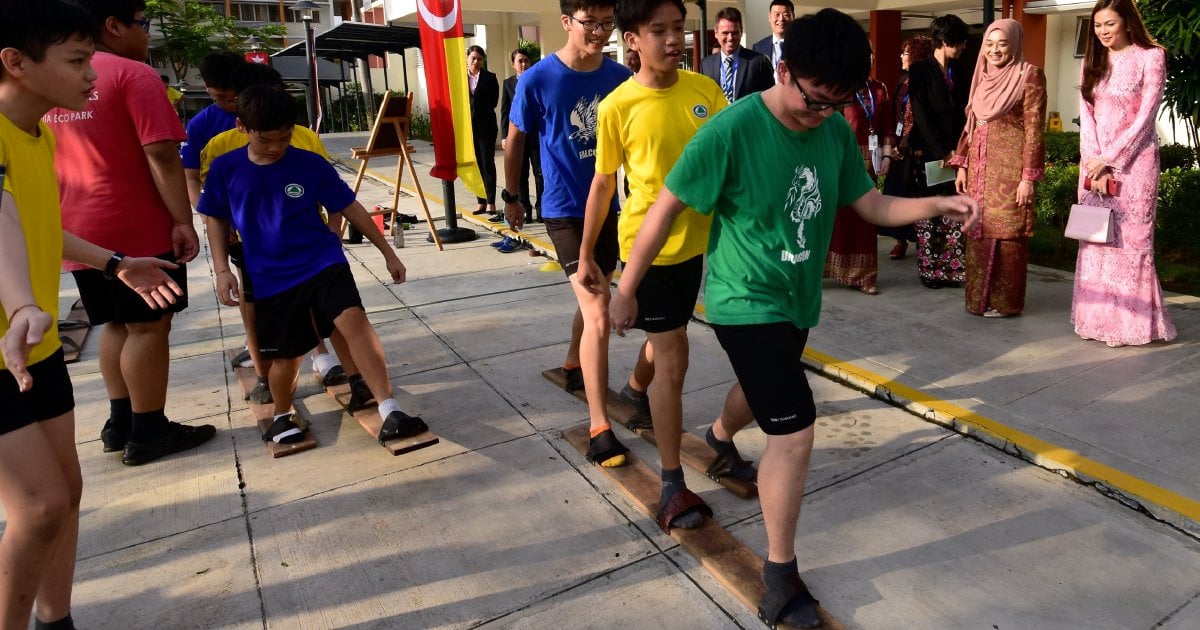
[273,22,422,60]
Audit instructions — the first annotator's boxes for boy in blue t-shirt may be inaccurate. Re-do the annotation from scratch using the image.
[198,87,428,444]
[500,0,633,468]
[612,10,980,628]
[182,51,243,207]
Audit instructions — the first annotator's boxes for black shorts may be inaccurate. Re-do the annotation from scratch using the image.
[712,322,816,436]
[255,263,363,359]
[0,348,76,436]
[72,252,189,325]
[631,255,703,333]
[228,242,256,303]
[544,211,619,280]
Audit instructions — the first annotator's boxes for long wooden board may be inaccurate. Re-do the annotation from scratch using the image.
[323,377,439,456]
[59,299,91,364]
[562,423,843,630]
[226,349,317,458]
[542,368,757,498]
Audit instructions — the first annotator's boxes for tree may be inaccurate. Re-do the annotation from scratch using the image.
[146,0,287,79]
[1141,0,1200,149]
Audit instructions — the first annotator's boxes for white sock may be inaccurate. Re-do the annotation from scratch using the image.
[270,411,303,443]
[378,398,400,422]
[311,352,338,377]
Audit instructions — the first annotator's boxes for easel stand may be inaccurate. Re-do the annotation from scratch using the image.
[434,180,477,244]
[349,92,443,250]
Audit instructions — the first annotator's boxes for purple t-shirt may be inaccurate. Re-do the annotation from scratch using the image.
[180,104,236,169]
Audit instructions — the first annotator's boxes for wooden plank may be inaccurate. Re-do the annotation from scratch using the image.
[59,299,91,364]
[562,424,844,630]
[323,377,439,456]
[225,349,317,458]
[542,368,757,498]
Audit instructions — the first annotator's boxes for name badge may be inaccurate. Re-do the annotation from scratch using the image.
[895,122,904,137]
[868,133,879,151]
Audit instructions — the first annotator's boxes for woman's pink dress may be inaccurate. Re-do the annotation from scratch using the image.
[1073,45,1176,345]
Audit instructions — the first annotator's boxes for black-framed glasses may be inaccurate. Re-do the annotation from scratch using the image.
[570,16,616,33]
[792,77,854,112]
[128,18,151,32]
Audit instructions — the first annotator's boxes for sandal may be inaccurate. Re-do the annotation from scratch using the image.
[347,377,376,412]
[655,488,712,533]
[858,284,878,296]
[562,367,585,393]
[982,309,1007,318]
[888,240,908,259]
[262,414,305,444]
[620,383,652,431]
[706,444,757,483]
[320,365,347,387]
[57,319,90,331]
[758,571,821,629]
[59,335,83,361]
[585,429,628,468]
[379,410,429,443]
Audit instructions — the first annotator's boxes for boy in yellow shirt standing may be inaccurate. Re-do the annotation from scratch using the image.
[578,0,729,532]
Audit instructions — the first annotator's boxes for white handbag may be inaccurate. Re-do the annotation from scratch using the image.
[1065,192,1114,244]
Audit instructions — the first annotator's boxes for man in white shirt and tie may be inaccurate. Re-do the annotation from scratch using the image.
[751,0,794,83]
[700,8,774,103]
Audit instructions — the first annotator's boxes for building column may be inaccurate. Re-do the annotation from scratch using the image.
[870,10,902,94]
[1013,0,1047,68]
[539,12,567,56]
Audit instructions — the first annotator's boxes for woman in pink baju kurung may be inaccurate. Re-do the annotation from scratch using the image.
[1074,0,1176,347]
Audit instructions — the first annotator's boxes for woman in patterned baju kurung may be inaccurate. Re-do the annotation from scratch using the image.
[824,78,894,295]
[951,19,1046,317]
[1074,0,1176,347]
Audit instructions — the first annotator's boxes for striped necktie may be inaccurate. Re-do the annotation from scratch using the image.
[722,56,735,103]
[773,41,782,84]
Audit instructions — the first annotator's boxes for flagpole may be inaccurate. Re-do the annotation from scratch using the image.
[431,181,476,243]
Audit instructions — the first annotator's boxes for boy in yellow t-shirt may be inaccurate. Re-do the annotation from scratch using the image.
[577,0,727,533]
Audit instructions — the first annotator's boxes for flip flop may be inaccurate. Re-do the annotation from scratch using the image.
[655,488,712,533]
[706,445,757,483]
[758,572,821,629]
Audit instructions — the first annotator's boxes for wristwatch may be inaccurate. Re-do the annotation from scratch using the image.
[500,189,519,204]
[103,252,126,280]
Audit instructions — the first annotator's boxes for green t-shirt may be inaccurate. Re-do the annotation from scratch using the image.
[665,94,874,330]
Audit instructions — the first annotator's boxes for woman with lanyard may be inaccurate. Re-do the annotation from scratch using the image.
[880,34,934,259]
[823,72,895,295]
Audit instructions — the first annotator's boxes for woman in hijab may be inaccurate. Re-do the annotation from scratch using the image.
[951,19,1046,317]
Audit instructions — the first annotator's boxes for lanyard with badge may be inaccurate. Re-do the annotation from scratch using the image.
[856,86,881,173]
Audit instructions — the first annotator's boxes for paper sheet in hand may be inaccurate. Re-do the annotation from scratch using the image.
[924,160,956,187]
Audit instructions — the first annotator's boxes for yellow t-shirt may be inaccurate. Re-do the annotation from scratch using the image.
[0,115,63,370]
[595,70,726,265]
[199,125,330,183]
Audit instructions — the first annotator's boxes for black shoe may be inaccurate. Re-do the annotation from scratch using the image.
[563,367,585,393]
[486,213,506,224]
[920,277,942,289]
[620,383,652,431]
[378,411,429,443]
[122,421,217,466]
[100,418,129,453]
[246,377,272,404]
[261,414,305,444]
[343,238,363,245]
[347,378,376,412]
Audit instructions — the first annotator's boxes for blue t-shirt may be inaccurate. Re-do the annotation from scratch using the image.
[510,54,631,219]
[197,146,356,298]
[180,104,236,169]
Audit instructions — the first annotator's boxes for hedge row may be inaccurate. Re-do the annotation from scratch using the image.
[1044,131,1197,170]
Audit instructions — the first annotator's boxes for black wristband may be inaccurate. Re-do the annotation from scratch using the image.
[103,252,126,280]
[500,189,519,204]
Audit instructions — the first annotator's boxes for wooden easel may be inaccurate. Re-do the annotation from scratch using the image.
[349,92,443,250]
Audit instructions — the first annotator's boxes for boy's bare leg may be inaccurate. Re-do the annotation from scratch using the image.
[0,416,80,629]
[758,427,815,563]
[268,357,302,416]
[240,300,271,378]
[564,307,583,370]
[568,274,613,432]
[326,329,358,375]
[32,414,82,624]
[629,339,654,392]
[332,307,391,401]
[646,329,687,470]
[713,382,756,441]
[98,323,129,400]
[120,317,173,413]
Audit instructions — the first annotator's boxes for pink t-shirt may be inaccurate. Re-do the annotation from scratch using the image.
[46,51,186,270]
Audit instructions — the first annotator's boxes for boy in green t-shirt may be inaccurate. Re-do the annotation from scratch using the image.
[612,9,980,628]
[579,0,728,533]
[0,2,183,627]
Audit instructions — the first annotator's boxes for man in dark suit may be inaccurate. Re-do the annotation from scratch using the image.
[700,8,773,102]
[500,49,542,222]
[750,0,793,83]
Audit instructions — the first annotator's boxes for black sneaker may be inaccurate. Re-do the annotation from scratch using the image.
[486,213,506,224]
[620,383,652,431]
[100,418,129,453]
[122,421,217,466]
[378,411,429,443]
[347,378,376,412]
[246,377,272,404]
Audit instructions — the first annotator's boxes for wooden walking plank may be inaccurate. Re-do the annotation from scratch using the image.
[59,298,91,364]
[323,378,439,456]
[226,349,317,458]
[542,368,757,498]
[562,424,844,630]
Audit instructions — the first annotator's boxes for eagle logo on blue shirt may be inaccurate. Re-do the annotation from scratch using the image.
[568,95,600,144]
[284,184,304,198]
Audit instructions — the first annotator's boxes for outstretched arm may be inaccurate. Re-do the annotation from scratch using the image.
[851,187,980,233]
[338,201,406,284]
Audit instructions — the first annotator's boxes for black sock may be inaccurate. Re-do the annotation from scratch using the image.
[34,613,75,630]
[109,398,132,430]
[624,382,647,400]
[706,425,733,454]
[660,466,686,506]
[348,373,364,386]
[763,556,798,581]
[130,409,168,442]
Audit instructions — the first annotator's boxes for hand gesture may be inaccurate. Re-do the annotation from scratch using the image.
[116,257,183,309]
[610,292,637,337]
[386,256,407,284]
[1090,173,1112,195]
[936,194,981,233]
[1084,156,1107,180]
[1016,180,1035,207]
[954,168,967,195]
[215,269,241,306]
[1,306,53,392]
[172,222,200,263]
[574,257,605,295]
[504,199,525,232]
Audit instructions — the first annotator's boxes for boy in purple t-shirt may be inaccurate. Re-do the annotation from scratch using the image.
[199,87,428,444]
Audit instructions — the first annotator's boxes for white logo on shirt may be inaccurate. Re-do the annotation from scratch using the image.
[284,183,304,198]
[780,165,821,264]
[568,95,599,144]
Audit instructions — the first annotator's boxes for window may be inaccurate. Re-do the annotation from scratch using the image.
[1074,17,1089,58]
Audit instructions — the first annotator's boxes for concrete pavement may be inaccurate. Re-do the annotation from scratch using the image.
[13,132,1198,628]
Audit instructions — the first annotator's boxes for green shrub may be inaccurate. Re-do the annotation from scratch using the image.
[1159,143,1196,170]
[1044,131,1081,166]
[409,109,432,141]
[1034,163,1081,227]
[1156,167,1200,264]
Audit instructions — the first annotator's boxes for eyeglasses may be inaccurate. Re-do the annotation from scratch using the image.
[128,18,151,32]
[792,77,854,112]
[570,16,616,33]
